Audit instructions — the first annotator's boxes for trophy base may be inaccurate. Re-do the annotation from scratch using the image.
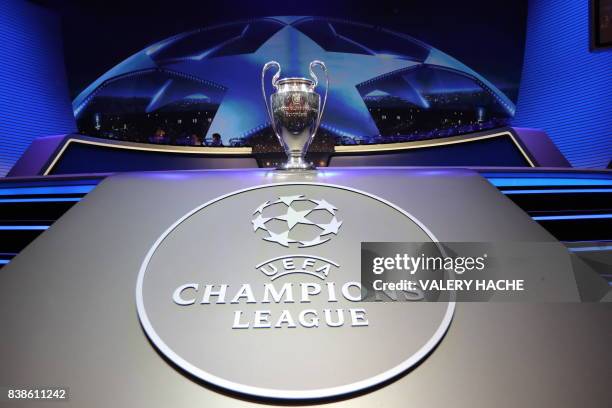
[277,157,315,171]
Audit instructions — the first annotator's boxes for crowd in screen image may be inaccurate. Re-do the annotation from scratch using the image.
[363,90,511,143]
[77,92,510,149]
[147,128,224,147]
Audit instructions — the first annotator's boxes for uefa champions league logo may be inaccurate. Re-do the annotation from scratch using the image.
[251,195,342,248]
[137,183,454,399]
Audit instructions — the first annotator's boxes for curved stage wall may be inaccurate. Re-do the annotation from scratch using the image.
[7,127,569,177]
[513,0,612,168]
[0,0,76,177]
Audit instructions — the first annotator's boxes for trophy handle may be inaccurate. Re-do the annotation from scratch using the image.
[261,61,281,134]
[309,60,329,130]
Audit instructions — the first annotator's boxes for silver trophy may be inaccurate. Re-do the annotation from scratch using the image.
[261,60,328,170]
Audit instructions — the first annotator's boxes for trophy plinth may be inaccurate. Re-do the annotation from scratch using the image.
[278,156,315,171]
[262,61,328,170]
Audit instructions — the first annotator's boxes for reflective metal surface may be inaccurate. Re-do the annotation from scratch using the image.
[262,61,328,170]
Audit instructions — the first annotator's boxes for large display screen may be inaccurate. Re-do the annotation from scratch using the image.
[65,2,527,150]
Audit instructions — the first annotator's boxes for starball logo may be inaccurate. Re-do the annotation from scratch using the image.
[251,194,342,247]
[171,194,368,329]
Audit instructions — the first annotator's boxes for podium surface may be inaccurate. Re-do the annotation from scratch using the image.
[0,167,610,407]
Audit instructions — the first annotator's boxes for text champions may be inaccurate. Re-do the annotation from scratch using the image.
[172,282,369,329]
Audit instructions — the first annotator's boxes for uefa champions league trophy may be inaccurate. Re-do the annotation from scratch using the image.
[261,60,328,170]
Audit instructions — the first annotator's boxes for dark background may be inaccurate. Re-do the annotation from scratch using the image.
[31,0,528,100]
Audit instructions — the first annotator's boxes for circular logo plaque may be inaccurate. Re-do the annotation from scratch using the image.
[136,183,454,399]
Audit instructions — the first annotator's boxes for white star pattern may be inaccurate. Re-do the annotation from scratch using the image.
[275,195,305,206]
[263,230,296,247]
[319,217,343,236]
[275,207,314,230]
[252,201,270,215]
[310,199,338,216]
[252,195,342,248]
[251,214,271,232]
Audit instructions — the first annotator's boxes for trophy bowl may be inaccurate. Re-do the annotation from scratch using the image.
[262,61,328,170]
